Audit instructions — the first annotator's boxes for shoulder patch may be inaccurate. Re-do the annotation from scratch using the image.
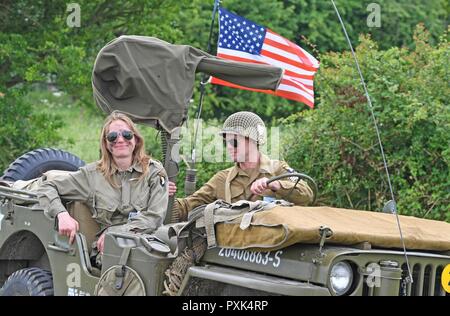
[159,175,166,187]
[157,169,167,187]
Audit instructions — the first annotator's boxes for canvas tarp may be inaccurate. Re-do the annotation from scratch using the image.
[92,36,283,133]
[213,204,450,252]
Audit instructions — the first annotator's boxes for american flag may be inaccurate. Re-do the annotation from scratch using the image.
[211,8,319,108]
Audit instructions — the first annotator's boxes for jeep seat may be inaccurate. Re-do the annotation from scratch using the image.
[67,201,100,253]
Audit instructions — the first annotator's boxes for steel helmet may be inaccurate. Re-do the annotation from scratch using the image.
[219,111,266,145]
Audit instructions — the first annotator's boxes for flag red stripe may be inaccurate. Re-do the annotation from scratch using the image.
[217,52,314,80]
[278,82,314,103]
[211,77,314,107]
[275,90,314,108]
[266,29,318,68]
[281,78,313,92]
[264,37,308,62]
[283,69,314,80]
[260,48,319,72]
[216,53,265,65]
[211,77,275,94]
[264,39,317,69]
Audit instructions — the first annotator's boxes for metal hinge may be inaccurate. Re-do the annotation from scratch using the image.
[2,200,14,224]
[312,226,333,264]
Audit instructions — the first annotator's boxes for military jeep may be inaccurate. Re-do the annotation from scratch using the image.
[0,36,449,296]
[0,152,449,296]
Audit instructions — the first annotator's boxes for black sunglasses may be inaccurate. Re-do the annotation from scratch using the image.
[223,138,239,148]
[106,130,134,142]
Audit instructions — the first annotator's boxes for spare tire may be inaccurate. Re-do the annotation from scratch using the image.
[1,267,53,296]
[1,148,85,182]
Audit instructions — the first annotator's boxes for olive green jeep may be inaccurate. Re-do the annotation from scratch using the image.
[0,148,448,296]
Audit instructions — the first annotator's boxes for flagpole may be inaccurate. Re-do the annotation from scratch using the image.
[192,0,220,163]
[206,0,221,54]
[185,0,220,196]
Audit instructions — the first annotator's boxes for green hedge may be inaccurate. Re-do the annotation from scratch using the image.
[0,89,63,171]
[280,26,449,221]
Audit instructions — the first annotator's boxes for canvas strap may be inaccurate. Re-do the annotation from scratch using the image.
[114,246,132,290]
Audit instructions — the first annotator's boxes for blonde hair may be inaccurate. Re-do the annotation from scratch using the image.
[97,111,150,186]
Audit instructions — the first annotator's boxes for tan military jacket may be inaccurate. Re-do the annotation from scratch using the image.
[36,160,168,234]
[175,154,313,221]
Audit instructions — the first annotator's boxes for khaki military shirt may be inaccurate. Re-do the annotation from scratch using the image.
[175,154,313,221]
[36,160,168,234]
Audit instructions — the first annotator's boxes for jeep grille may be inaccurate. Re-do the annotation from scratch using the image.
[361,257,449,296]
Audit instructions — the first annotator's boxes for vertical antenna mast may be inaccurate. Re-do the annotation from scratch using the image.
[185,0,221,197]
[330,0,413,284]
[192,0,221,163]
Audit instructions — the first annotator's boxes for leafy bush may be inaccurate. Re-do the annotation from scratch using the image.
[0,89,63,172]
[280,26,449,221]
[0,0,192,172]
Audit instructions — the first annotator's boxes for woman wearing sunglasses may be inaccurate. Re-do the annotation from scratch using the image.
[37,111,168,261]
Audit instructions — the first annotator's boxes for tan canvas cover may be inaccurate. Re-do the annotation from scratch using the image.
[215,205,450,252]
[92,36,283,133]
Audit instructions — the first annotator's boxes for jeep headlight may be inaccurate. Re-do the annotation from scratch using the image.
[329,261,353,295]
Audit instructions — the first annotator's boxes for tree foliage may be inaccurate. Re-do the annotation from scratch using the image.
[0,0,192,171]
[280,26,449,220]
[185,0,448,121]
[0,0,190,104]
[285,0,447,52]
[0,89,64,169]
